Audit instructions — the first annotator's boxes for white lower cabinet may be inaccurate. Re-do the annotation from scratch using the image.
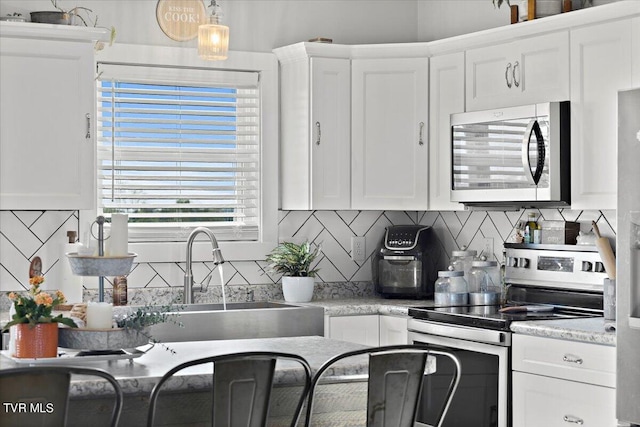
[513,372,616,427]
[325,314,409,346]
[512,334,617,427]
[326,315,380,346]
[379,315,408,345]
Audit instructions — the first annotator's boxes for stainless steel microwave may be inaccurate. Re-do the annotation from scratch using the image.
[450,102,570,207]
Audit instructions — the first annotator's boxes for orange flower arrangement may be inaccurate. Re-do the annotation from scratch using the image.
[2,275,77,331]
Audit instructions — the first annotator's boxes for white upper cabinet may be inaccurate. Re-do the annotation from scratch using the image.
[351,58,429,210]
[429,52,464,211]
[570,19,633,210]
[465,32,570,111]
[277,47,351,210]
[633,17,640,87]
[0,24,106,210]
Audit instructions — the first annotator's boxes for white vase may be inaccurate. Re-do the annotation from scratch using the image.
[281,276,315,303]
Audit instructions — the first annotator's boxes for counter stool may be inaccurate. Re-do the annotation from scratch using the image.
[0,365,123,427]
[147,351,312,427]
[304,344,461,427]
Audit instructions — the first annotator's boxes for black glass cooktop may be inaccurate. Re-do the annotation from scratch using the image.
[408,303,600,331]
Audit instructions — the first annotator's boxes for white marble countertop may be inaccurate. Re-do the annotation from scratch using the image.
[299,297,436,317]
[510,317,616,346]
[300,297,616,347]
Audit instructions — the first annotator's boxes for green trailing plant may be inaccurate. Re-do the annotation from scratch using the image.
[265,241,321,278]
[115,301,184,354]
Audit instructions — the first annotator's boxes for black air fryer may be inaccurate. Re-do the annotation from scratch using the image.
[372,225,445,298]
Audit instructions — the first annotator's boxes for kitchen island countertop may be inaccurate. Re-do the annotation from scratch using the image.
[0,336,375,398]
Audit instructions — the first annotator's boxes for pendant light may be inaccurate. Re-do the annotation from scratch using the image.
[198,0,229,60]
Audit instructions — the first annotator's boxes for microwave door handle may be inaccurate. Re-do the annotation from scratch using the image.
[521,119,546,185]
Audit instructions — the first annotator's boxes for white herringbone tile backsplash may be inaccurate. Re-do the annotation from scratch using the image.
[0,209,616,293]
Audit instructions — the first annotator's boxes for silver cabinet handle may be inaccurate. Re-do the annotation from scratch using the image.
[563,415,584,425]
[505,62,513,88]
[419,122,425,145]
[563,354,584,364]
[315,121,321,145]
[85,113,91,139]
[513,61,520,88]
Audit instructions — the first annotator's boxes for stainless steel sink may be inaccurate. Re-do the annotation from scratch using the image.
[176,301,302,312]
[144,301,325,343]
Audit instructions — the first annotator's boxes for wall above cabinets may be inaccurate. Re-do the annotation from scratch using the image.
[275,1,640,212]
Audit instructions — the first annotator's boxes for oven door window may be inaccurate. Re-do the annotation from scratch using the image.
[417,345,499,427]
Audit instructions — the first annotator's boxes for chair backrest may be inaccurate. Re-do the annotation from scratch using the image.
[0,365,123,427]
[305,344,461,427]
[147,351,312,427]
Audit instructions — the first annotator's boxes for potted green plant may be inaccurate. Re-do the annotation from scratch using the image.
[265,241,321,303]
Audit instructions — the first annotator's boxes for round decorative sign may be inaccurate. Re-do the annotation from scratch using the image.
[156,0,207,42]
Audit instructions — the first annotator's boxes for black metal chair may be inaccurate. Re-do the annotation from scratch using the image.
[304,344,461,427]
[0,365,123,427]
[147,351,312,427]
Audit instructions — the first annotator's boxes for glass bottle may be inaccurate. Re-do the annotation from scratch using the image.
[527,212,541,244]
[468,258,501,305]
[112,276,128,306]
[434,269,468,306]
[450,247,477,279]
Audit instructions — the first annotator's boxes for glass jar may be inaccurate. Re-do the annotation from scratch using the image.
[434,269,469,306]
[468,258,502,305]
[450,247,477,279]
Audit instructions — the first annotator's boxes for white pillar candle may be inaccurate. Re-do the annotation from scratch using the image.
[109,214,129,257]
[86,302,113,329]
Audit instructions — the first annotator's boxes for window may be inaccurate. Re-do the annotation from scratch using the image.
[96,63,260,242]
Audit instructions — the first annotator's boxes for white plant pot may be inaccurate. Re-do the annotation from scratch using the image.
[281,276,315,303]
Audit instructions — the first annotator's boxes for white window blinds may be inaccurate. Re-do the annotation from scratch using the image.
[96,63,260,242]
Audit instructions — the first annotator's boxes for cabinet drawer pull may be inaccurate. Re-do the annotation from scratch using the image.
[562,354,583,364]
[85,113,91,139]
[315,121,321,145]
[419,121,425,146]
[563,415,584,424]
[513,61,520,88]
[505,63,513,88]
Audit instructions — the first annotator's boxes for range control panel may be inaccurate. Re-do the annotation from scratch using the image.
[505,246,608,292]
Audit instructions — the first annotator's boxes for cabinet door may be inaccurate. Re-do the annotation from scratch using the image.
[328,315,379,346]
[310,57,351,209]
[429,52,464,211]
[570,20,632,210]
[0,38,95,209]
[512,372,617,427]
[379,315,408,345]
[466,32,569,111]
[351,58,429,210]
[633,17,640,88]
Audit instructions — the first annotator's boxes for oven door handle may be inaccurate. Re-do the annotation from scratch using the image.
[408,319,510,346]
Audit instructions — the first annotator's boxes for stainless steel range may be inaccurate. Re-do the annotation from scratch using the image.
[408,244,607,427]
